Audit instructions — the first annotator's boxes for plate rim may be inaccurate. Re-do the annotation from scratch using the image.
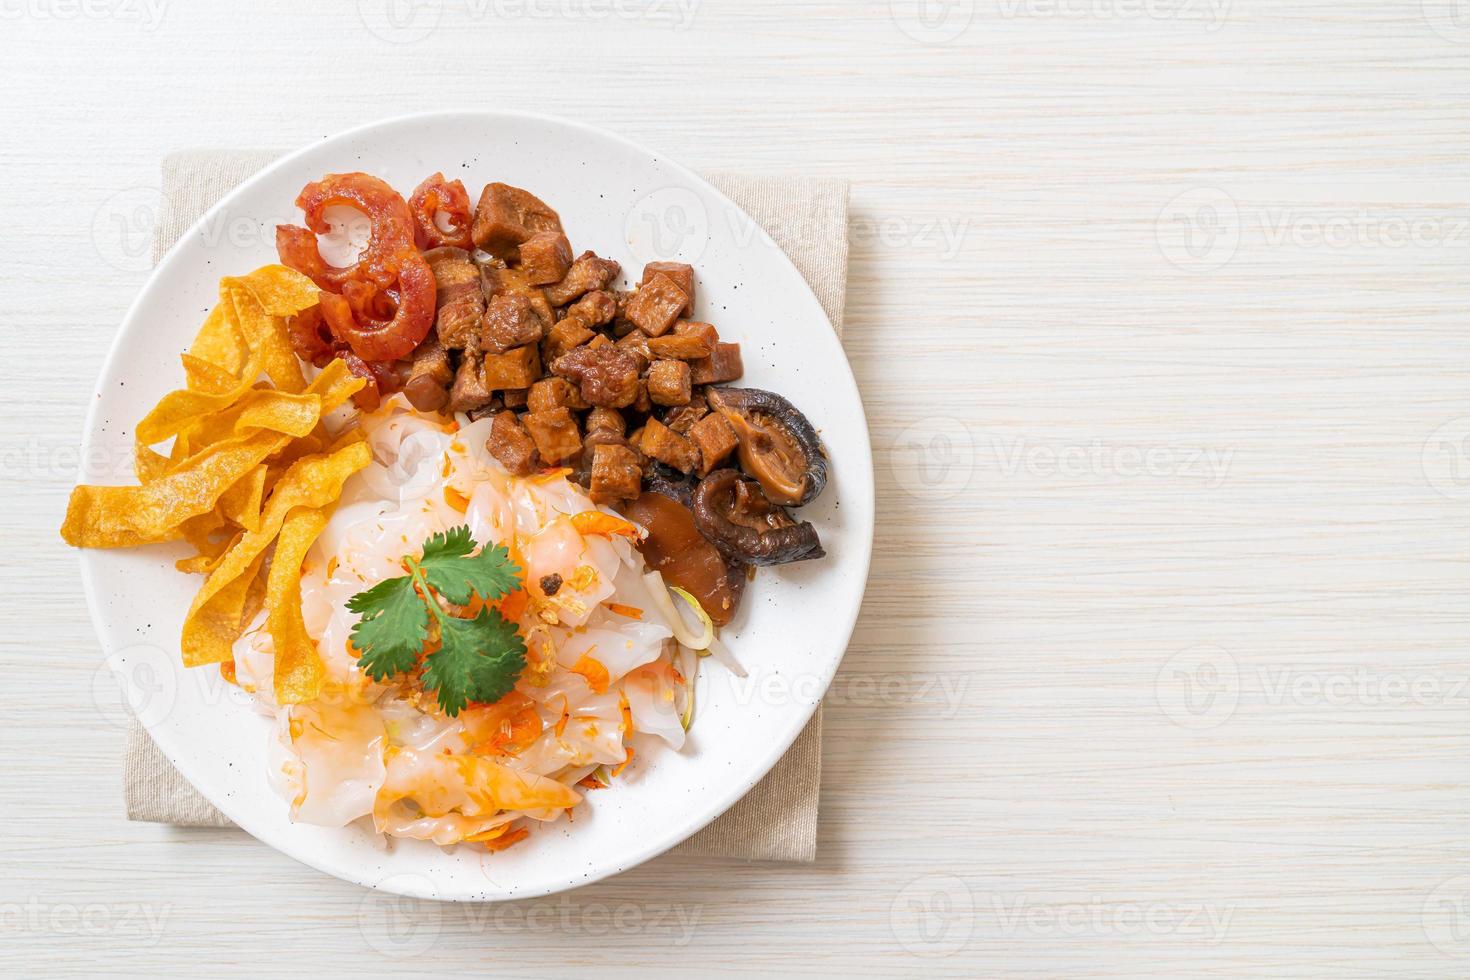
[77,109,874,901]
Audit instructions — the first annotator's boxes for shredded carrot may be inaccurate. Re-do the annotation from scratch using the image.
[577,774,606,789]
[444,486,470,513]
[440,454,452,477]
[569,510,641,539]
[619,691,633,735]
[570,652,610,694]
[531,466,574,484]
[606,602,643,620]
[442,420,460,434]
[220,661,237,685]
[612,745,635,778]
[554,694,570,737]
[326,556,338,578]
[481,826,528,852]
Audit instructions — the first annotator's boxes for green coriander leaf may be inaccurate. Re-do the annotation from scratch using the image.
[419,526,523,606]
[346,575,429,681]
[421,609,527,717]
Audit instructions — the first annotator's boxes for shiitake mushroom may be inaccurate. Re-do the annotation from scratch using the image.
[621,472,746,626]
[706,387,827,507]
[692,469,825,567]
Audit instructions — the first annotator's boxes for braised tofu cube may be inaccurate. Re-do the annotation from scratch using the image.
[632,378,654,415]
[646,359,692,406]
[690,342,744,384]
[623,272,689,337]
[521,407,583,465]
[481,292,546,354]
[472,183,563,259]
[689,411,739,476]
[542,317,595,363]
[485,410,540,476]
[446,356,495,413]
[648,323,717,360]
[517,231,573,285]
[641,262,695,316]
[479,263,556,330]
[545,251,621,307]
[527,377,587,414]
[482,345,541,390]
[589,443,643,504]
[636,417,699,473]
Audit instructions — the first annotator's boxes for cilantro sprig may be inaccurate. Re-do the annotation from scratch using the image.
[346,526,525,716]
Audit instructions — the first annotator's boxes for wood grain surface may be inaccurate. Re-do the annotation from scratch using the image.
[3,1,1468,975]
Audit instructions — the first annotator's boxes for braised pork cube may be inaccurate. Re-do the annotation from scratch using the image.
[503,387,528,409]
[518,231,573,285]
[647,359,692,406]
[564,289,617,329]
[527,376,587,414]
[690,342,744,384]
[689,411,739,476]
[636,417,700,474]
[542,318,595,363]
[481,292,546,354]
[472,183,563,260]
[611,289,639,336]
[482,345,541,390]
[402,335,454,413]
[446,356,495,413]
[585,406,627,438]
[522,407,582,465]
[480,262,555,329]
[648,320,717,360]
[631,378,654,415]
[616,329,652,372]
[486,410,540,476]
[551,343,640,408]
[589,443,643,504]
[544,251,621,307]
[641,262,695,316]
[423,247,485,351]
[623,272,689,337]
[662,401,708,435]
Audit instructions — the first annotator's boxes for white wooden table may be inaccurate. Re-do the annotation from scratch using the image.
[3,1,1468,975]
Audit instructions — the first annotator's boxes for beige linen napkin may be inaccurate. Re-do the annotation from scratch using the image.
[125,150,849,863]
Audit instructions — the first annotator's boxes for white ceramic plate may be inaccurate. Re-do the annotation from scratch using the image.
[78,111,873,901]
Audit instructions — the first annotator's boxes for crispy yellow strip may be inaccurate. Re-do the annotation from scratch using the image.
[222,264,320,317]
[187,303,249,378]
[268,505,333,704]
[217,464,270,533]
[221,282,305,395]
[61,429,291,549]
[134,373,259,447]
[180,440,370,666]
[180,352,244,395]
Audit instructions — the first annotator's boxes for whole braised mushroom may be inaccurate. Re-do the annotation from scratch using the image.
[706,387,827,507]
[692,469,825,566]
[621,473,747,626]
